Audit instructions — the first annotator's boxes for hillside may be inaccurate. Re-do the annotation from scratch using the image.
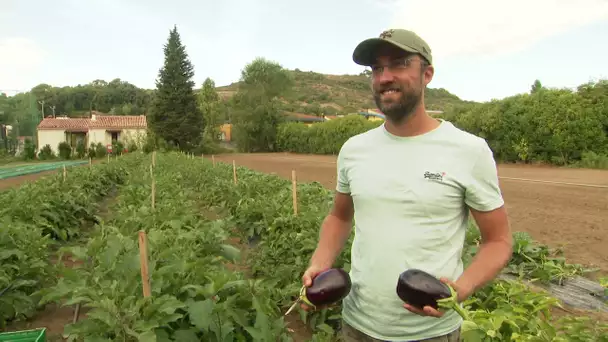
[216,69,470,116]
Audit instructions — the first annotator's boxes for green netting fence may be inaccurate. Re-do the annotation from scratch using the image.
[0,160,88,180]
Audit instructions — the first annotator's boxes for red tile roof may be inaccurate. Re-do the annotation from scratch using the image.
[89,115,147,129]
[38,112,147,131]
[37,118,90,131]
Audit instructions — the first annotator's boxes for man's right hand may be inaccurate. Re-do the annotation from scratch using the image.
[300,264,329,311]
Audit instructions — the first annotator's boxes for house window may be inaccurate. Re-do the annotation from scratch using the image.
[111,132,119,142]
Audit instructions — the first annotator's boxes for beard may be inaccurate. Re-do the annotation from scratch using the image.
[373,83,422,124]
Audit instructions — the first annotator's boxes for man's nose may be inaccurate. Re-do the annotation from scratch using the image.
[374,68,396,84]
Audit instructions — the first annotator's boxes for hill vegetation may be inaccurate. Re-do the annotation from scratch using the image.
[276,79,608,168]
[217,68,468,116]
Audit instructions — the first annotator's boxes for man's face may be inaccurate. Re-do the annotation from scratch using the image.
[370,46,433,124]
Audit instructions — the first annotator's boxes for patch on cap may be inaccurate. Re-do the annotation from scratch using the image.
[379,29,394,39]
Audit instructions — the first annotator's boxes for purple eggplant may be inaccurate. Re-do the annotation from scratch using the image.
[396,269,471,321]
[285,268,352,315]
[304,268,352,306]
[396,269,451,309]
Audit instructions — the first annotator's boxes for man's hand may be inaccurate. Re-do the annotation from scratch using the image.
[299,264,330,311]
[297,191,353,313]
[402,277,472,318]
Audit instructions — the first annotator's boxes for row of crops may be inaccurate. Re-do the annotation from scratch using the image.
[1,152,606,341]
[0,159,131,329]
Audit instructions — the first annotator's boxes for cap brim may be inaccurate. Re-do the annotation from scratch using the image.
[352,38,418,66]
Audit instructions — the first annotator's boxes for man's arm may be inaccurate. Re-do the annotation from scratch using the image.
[456,141,513,301]
[308,192,354,270]
[455,206,512,300]
[303,146,354,288]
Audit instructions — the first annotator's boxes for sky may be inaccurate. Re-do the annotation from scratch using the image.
[1,0,607,102]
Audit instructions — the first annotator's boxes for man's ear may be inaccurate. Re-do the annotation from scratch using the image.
[423,64,434,86]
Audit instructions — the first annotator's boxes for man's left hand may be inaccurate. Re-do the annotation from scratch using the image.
[402,277,471,318]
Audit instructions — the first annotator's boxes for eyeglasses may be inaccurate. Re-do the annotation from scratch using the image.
[370,56,421,75]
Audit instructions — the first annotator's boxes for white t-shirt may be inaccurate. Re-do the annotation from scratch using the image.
[337,119,505,341]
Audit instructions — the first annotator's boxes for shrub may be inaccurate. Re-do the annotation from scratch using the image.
[38,144,54,160]
[88,143,97,159]
[58,142,72,159]
[22,139,36,160]
[95,143,107,158]
[112,141,125,156]
[276,115,381,154]
[76,141,86,159]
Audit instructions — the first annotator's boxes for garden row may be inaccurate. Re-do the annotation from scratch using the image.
[0,158,132,329]
[36,152,298,341]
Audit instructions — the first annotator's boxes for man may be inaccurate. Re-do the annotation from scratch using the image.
[300,29,513,341]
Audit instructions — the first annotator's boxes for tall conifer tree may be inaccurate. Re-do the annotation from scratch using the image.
[149,25,203,151]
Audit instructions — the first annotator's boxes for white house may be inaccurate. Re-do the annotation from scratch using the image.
[36,111,147,154]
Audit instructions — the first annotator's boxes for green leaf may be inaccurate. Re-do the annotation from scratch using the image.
[219,244,241,262]
[171,329,199,342]
[138,330,157,342]
[187,299,214,331]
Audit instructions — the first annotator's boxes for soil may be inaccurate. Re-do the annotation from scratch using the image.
[3,304,75,342]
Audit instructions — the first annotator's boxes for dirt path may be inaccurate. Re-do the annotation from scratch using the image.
[212,152,608,277]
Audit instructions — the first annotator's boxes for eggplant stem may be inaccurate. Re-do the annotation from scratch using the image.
[285,285,315,316]
[284,299,300,316]
[298,285,315,308]
[437,284,471,322]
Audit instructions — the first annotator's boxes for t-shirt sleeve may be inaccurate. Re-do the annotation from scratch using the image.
[464,140,505,212]
[336,144,351,194]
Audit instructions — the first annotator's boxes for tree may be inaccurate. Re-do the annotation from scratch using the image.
[231,57,293,152]
[531,79,543,93]
[148,25,203,151]
[198,77,223,147]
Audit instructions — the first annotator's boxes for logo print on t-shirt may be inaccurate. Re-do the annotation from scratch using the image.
[424,171,445,182]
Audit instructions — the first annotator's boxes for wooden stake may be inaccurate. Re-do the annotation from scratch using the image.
[72,303,81,324]
[150,165,155,210]
[233,160,237,184]
[212,155,215,166]
[62,165,67,181]
[107,154,110,163]
[138,231,151,298]
[152,151,156,167]
[292,170,298,216]
[89,158,92,168]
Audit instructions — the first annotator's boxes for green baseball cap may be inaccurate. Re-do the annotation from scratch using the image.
[352,28,433,66]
